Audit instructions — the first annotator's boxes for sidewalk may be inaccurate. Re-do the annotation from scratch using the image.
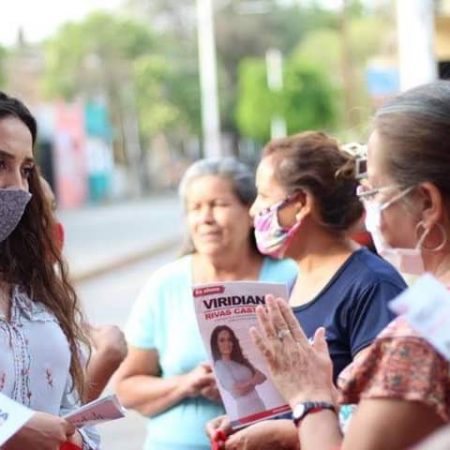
[59,194,184,281]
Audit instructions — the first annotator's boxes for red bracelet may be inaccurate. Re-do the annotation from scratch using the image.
[60,443,82,450]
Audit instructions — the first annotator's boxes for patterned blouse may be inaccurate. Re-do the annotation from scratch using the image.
[338,316,450,422]
[0,285,99,448]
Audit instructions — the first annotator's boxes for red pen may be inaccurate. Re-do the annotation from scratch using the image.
[211,430,228,450]
[60,443,82,450]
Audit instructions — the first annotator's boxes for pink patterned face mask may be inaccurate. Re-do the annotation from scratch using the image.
[253,196,301,259]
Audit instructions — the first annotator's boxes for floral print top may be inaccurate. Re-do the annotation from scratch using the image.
[0,285,100,448]
[338,316,450,422]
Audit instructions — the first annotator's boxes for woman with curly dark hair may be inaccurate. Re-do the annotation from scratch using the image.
[0,91,99,449]
[210,325,266,418]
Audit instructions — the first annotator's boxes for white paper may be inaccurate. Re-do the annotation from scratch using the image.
[64,394,126,427]
[389,273,450,359]
[193,281,291,429]
[0,393,35,445]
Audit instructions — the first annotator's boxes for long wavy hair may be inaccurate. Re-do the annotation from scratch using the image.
[210,325,256,375]
[0,92,89,399]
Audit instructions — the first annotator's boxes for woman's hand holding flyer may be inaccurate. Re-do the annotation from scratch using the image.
[193,281,292,430]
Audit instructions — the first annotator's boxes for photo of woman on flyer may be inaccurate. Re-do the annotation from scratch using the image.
[210,325,267,418]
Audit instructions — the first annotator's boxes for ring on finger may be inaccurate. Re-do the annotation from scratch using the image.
[277,328,291,340]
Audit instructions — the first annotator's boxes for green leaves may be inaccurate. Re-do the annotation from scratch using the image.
[236,55,337,142]
[41,11,201,148]
[43,12,154,100]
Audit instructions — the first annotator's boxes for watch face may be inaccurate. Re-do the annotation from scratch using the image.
[293,403,306,419]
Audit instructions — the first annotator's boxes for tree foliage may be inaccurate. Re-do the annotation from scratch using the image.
[39,1,394,157]
[134,55,201,138]
[42,10,203,155]
[235,59,273,142]
[291,10,394,138]
[215,0,337,134]
[236,55,337,142]
[43,12,154,99]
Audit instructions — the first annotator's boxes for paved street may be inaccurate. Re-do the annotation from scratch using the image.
[59,195,185,449]
[76,248,179,450]
[60,194,184,279]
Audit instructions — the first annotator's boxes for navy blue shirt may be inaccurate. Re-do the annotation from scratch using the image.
[292,248,406,381]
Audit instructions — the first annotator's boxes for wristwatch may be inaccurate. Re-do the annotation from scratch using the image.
[292,401,336,427]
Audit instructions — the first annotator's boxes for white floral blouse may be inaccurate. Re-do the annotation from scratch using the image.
[0,285,100,449]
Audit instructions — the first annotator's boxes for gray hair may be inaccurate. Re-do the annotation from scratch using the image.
[373,80,450,195]
[178,157,256,207]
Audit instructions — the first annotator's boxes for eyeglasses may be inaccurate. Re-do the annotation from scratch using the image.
[356,184,399,202]
[357,184,414,209]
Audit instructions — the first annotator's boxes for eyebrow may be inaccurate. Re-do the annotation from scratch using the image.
[0,149,13,160]
[0,149,34,164]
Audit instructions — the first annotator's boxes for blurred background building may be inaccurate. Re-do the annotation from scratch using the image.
[1,0,448,209]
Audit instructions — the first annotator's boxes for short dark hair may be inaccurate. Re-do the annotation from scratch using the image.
[262,131,363,232]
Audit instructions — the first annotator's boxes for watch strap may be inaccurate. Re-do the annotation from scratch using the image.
[292,401,336,427]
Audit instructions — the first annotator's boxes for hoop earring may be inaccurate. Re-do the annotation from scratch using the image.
[416,221,448,252]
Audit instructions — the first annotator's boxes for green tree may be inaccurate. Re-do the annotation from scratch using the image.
[43,12,154,99]
[123,0,202,137]
[283,58,337,135]
[215,1,337,139]
[41,12,196,195]
[134,55,201,139]
[236,55,337,143]
[133,55,180,138]
[290,9,395,139]
[235,58,273,142]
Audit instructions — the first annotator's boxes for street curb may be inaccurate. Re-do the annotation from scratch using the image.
[71,236,181,284]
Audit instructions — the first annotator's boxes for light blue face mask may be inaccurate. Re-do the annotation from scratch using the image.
[0,189,32,243]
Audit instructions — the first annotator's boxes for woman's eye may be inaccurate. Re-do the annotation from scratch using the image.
[0,160,6,170]
[22,166,34,178]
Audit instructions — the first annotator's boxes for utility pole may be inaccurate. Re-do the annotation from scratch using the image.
[396,0,437,91]
[196,0,222,158]
[266,48,286,139]
[340,0,358,129]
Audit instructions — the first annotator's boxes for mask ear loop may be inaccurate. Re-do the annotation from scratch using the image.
[380,186,415,211]
[416,221,448,252]
[270,195,297,231]
[281,191,305,228]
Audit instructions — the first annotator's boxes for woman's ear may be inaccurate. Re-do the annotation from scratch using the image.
[294,191,312,222]
[418,182,445,229]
